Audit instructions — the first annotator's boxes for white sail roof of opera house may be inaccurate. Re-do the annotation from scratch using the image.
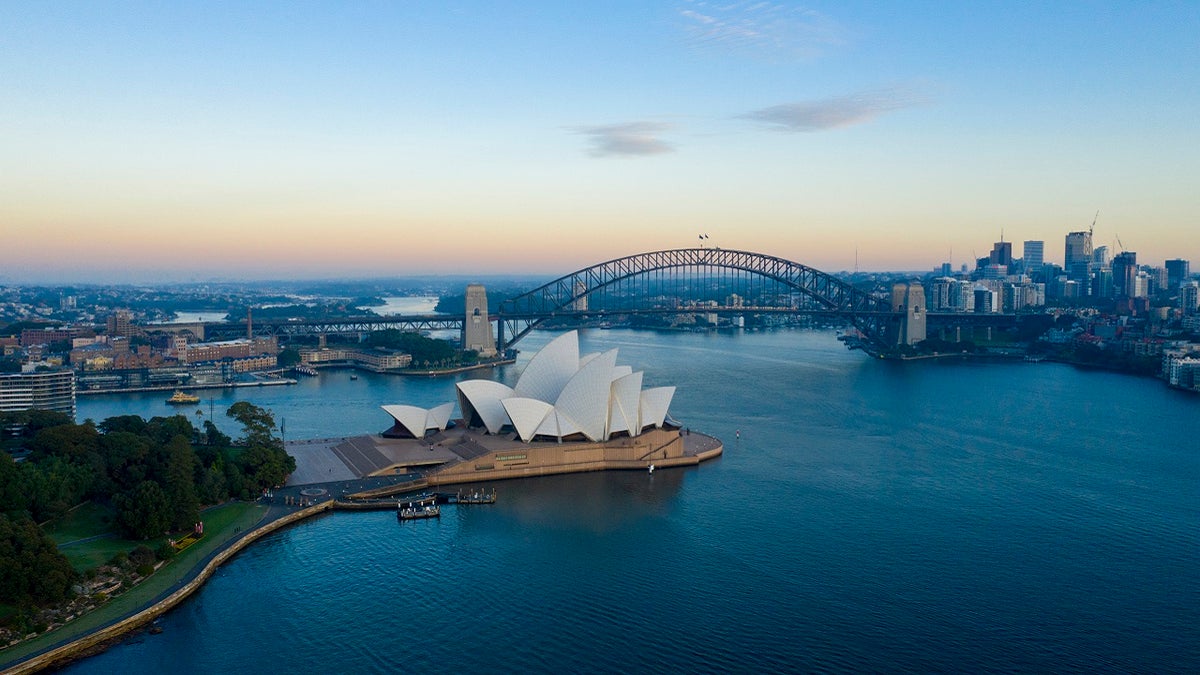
[455,331,676,443]
[381,402,455,438]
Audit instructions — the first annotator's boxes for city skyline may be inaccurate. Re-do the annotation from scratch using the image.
[3,1,1197,283]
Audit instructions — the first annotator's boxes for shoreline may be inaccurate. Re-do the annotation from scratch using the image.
[0,430,721,673]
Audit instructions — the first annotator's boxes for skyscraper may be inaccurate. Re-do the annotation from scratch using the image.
[1065,230,1093,285]
[1023,240,1044,275]
[1166,259,1191,291]
[989,240,1013,268]
[1112,251,1137,298]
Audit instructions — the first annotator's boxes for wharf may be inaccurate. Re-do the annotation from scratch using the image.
[77,379,297,396]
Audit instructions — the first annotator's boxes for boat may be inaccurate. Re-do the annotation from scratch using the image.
[350,374,358,380]
[449,488,496,504]
[166,390,200,405]
[398,504,440,520]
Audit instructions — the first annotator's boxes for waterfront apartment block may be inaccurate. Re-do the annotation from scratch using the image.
[174,337,278,364]
[0,369,76,419]
[299,347,412,371]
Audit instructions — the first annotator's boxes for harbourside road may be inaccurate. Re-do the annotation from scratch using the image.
[0,472,425,674]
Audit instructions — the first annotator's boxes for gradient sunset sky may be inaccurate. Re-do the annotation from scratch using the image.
[3,1,1197,283]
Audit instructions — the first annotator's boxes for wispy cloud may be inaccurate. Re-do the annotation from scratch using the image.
[677,1,846,61]
[740,87,928,132]
[572,122,675,158]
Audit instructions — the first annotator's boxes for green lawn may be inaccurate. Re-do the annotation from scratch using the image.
[45,502,135,573]
[0,501,269,669]
[46,502,116,545]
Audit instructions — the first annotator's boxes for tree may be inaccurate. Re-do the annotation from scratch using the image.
[164,436,200,530]
[0,513,76,606]
[202,420,231,448]
[277,347,302,368]
[115,480,170,540]
[226,402,278,448]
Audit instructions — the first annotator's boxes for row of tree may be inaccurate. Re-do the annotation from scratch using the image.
[0,403,295,608]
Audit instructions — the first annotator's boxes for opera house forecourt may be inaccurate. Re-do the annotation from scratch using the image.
[336,330,723,487]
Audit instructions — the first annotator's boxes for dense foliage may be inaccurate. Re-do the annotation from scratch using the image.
[0,403,293,542]
[0,513,76,607]
[363,329,479,368]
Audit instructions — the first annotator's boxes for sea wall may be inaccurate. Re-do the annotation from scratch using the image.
[6,502,333,674]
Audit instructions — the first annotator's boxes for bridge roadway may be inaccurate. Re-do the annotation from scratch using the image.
[192,308,1021,345]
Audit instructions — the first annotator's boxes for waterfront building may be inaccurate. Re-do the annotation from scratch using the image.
[454,330,675,443]
[0,369,76,419]
[299,347,412,371]
[1023,240,1044,275]
[1166,259,1190,291]
[1163,348,1200,391]
[176,337,278,364]
[462,284,497,357]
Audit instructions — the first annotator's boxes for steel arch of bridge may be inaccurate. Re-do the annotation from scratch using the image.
[497,248,895,349]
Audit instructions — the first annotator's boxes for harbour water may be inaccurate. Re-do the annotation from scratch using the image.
[67,329,1199,673]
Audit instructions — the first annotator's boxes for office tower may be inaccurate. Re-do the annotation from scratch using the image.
[1065,230,1093,285]
[1023,240,1044,275]
[990,240,1013,268]
[1166,259,1191,291]
[1112,251,1137,298]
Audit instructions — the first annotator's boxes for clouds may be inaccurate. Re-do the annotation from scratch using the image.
[573,122,676,158]
[677,0,846,61]
[741,87,928,132]
[574,87,926,157]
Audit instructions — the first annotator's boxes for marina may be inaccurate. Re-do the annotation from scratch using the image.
[397,504,440,520]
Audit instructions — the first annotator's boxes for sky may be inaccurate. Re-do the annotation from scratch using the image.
[2,1,1197,283]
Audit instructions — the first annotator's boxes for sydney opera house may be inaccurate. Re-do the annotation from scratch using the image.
[296,331,722,488]
[386,331,676,443]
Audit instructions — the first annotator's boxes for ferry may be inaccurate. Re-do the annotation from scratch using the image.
[398,504,440,520]
[166,390,200,405]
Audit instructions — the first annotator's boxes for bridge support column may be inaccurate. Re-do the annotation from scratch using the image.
[464,284,497,357]
[317,334,326,348]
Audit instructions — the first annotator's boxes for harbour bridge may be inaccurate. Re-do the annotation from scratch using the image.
[200,248,1019,351]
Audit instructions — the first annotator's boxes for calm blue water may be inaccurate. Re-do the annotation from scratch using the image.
[67,329,1200,673]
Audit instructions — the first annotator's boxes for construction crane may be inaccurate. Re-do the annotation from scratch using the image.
[1089,210,1099,237]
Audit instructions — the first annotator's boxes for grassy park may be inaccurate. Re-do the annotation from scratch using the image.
[0,501,268,668]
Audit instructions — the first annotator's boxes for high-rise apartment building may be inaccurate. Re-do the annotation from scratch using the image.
[1181,282,1200,316]
[0,369,76,419]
